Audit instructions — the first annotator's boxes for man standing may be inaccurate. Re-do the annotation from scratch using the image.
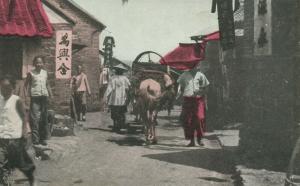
[25,56,53,146]
[99,66,109,112]
[177,67,209,147]
[0,76,36,186]
[163,73,175,117]
[70,65,91,122]
[105,64,130,133]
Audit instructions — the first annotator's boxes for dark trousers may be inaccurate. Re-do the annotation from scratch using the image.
[99,86,107,111]
[181,97,206,140]
[0,138,35,184]
[110,105,127,130]
[74,92,87,120]
[30,96,49,144]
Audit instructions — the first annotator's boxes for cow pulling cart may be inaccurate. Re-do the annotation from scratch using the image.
[127,51,178,138]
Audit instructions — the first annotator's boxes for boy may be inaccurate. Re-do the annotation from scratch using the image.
[70,65,91,121]
[0,76,36,186]
[25,56,53,146]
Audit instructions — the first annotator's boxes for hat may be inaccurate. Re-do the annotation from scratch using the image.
[113,64,127,71]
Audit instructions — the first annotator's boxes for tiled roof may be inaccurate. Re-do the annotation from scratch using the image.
[0,0,53,37]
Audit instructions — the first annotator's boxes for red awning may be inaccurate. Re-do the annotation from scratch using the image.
[203,31,220,41]
[160,43,206,70]
[0,0,53,37]
[160,31,220,70]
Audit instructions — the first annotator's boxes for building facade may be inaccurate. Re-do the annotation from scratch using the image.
[0,0,105,113]
[237,0,300,170]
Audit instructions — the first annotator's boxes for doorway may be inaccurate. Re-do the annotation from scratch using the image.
[0,39,23,79]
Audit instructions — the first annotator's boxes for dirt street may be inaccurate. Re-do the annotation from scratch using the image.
[14,107,236,186]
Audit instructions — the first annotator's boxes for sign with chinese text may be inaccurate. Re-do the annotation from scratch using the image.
[254,0,272,56]
[102,67,109,85]
[55,30,72,79]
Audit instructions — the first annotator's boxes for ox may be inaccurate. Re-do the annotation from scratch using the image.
[135,77,175,144]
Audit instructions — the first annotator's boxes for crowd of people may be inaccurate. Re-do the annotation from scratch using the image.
[0,54,209,185]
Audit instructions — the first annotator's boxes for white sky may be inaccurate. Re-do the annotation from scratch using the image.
[73,0,218,63]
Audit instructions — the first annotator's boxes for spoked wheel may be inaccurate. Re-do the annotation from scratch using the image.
[131,51,168,74]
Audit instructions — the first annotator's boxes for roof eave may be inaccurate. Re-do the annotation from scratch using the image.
[65,0,106,31]
[42,0,76,25]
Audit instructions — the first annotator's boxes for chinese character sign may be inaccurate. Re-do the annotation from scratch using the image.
[102,67,109,85]
[55,30,72,79]
[254,0,272,56]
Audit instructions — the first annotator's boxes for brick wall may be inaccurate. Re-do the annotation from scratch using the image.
[20,24,73,113]
[43,0,103,112]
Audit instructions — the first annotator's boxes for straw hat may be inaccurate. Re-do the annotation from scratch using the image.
[113,64,128,71]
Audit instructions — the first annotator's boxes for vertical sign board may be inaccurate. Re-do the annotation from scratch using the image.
[254,0,272,56]
[102,67,109,85]
[217,0,236,50]
[55,30,72,79]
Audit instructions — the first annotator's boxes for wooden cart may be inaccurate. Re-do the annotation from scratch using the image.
[127,51,179,132]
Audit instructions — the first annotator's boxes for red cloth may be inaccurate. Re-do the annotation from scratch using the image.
[160,31,220,71]
[181,97,206,139]
[0,0,53,37]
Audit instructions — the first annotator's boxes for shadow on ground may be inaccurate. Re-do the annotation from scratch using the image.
[157,115,179,120]
[198,177,229,183]
[107,136,145,146]
[142,148,237,175]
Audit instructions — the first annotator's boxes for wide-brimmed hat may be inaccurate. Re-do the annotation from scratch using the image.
[113,64,128,71]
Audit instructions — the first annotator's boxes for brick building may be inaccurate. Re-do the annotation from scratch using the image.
[235,0,300,170]
[206,0,299,170]
[0,0,105,113]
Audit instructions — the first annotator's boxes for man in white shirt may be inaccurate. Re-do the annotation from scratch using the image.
[0,76,36,186]
[177,67,209,147]
[105,64,130,132]
[99,66,109,112]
